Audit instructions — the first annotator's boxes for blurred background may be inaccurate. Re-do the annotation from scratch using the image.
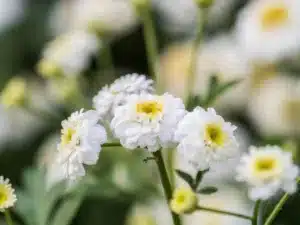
[0,0,300,224]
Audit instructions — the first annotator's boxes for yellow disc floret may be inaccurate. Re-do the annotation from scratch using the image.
[61,128,76,146]
[170,187,197,214]
[136,100,163,119]
[252,155,283,181]
[204,123,227,148]
[260,3,289,30]
[0,176,17,212]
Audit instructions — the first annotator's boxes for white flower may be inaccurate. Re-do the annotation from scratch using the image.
[57,109,107,180]
[236,146,299,201]
[38,30,100,77]
[111,93,186,152]
[93,74,154,119]
[175,107,238,170]
[235,0,300,63]
[0,176,17,212]
[248,75,300,137]
[70,0,137,36]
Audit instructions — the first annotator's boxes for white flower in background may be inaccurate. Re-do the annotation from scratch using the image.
[93,74,154,119]
[194,34,252,113]
[0,176,17,212]
[57,109,107,180]
[37,30,100,78]
[111,93,186,152]
[236,146,299,201]
[152,0,237,35]
[70,0,137,36]
[175,107,238,170]
[248,75,300,137]
[0,0,25,33]
[236,0,300,63]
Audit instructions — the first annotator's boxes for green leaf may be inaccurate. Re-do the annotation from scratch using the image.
[186,95,203,110]
[194,169,209,188]
[198,186,218,195]
[175,170,194,188]
[50,194,84,225]
[216,79,242,97]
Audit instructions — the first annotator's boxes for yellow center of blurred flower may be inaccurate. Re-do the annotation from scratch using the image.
[0,185,8,206]
[260,4,289,30]
[170,187,197,214]
[253,156,282,180]
[136,101,163,118]
[61,128,76,146]
[204,123,226,147]
[1,77,26,108]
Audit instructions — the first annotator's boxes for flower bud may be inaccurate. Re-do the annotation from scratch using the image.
[170,187,198,214]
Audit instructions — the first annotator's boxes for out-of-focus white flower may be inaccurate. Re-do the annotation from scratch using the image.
[37,30,100,78]
[0,176,17,212]
[93,74,154,119]
[236,0,300,63]
[248,75,300,137]
[111,93,186,152]
[236,146,299,201]
[194,34,252,113]
[152,0,237,35]
[57,109,107,181]
[70,0,137,36]
[0,0,25,33]
[175,107,238,170]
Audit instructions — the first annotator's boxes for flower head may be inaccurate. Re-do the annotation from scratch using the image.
[175,107,238,169]
[170,187,197,214]
[0,176,17,212]
[57,109,107,180]
[236,0,300,62]
[236,146,299,200]
[1,77,26,108]
[111,93,186,152]
[93,74,154,120]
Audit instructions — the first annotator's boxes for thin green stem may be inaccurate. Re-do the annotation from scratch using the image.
[101,41,115,77]
[153,151,181,225]
[4,210,14,225]
[264,193,289,225]
[252,200,261,225]
[140,5,161,92]
[186,8,208,99]
[196,206,252,220]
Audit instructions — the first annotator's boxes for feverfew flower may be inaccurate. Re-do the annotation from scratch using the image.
[93,74,154,119]
[37,30,99,78]
[57,109,107,180]
[1,77,26,108]
[170,187,197,214]
[175,107,238,170]
[111,93,186,152]
[0,176,17,212]
[236,146,299,201]
[236,0,300,63]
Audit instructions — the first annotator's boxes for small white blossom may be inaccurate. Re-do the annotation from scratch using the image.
[175,107,238,170]
[93,74,154,119]
[57,109,107,180]
[0,176,17,212]
[236,146,299,201]
[236,0,300,63]
[111,93,186,152]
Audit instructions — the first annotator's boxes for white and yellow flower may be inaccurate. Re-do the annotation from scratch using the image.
[170,187,197,214]
[175,107,238,169]
[236,0,300,63]
[37,30,99,78]
[236,146,299,200]
[111,93,186,152]
[1,77,26,109]
[57,109,107,180]
[0,176,17,212]
[93,74,154,119]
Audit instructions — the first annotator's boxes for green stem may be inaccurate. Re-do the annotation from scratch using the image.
[252,200,261,225]
[102,142,121,147]
[196,206,252,220]
[186,7,208,99]
[101,41,115,77]
[153,150,181,225]
[4,210,14,225]
[140,5,161,92]
[264,193,289,225]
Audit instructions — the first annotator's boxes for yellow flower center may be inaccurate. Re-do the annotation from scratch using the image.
[170,187,197,214]
[204,123,226,147]
[0,185,8,205]
[136,100,163,119]
[253,156,282,180]
[260,4,289,30]
[61,128,76,146]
